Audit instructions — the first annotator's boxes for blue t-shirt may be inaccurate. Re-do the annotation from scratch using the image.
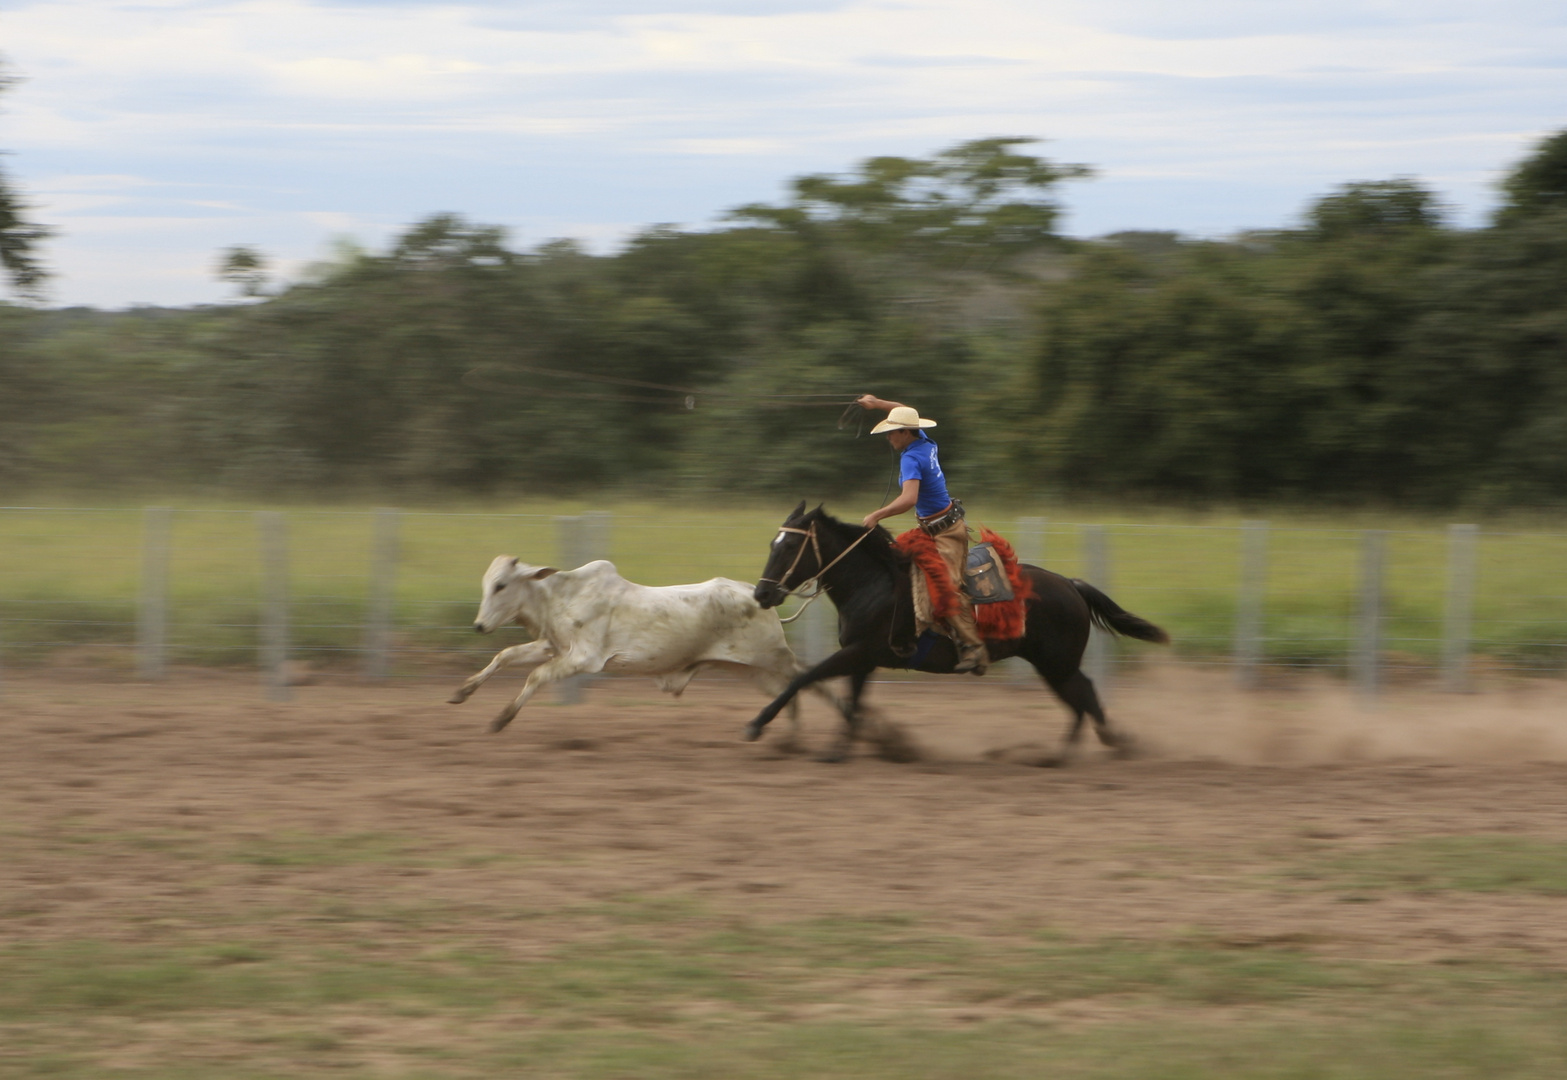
[899,432,953,518]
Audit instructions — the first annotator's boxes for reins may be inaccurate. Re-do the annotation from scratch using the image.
[760,522,878,623]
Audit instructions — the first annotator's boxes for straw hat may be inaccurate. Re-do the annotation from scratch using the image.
[870,405,938,434]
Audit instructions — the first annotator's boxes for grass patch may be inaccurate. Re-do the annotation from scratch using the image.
[3,916,1564,1021]
[1296,836,1567,895]
[3,499,1567,673]
[227,832,415,868]
[30,826,513,874]
[5,910,1567,1078]
[500,1017,1567,1080]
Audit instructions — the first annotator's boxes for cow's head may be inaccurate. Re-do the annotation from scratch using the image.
[473,555,558,634]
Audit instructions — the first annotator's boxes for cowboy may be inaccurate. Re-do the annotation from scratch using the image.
[855,394,989,675]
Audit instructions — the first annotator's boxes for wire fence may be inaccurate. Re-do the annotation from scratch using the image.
[1,506,1565,697]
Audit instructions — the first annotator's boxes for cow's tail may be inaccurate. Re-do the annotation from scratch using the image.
[1071,579,1169,644]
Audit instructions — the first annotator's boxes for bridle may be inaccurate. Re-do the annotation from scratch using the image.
[758,520,877,623]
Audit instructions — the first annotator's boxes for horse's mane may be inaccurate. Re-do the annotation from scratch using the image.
[805,507,909,574]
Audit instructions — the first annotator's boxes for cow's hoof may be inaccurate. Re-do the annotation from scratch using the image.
[742,718,767,742]
[814,746,850,764]
[488,716,513,734]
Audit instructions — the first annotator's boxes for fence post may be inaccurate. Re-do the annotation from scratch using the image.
[556,516,585,705]
[137,506,172,681]
[1443,524,1477,693]
[362,508,401,681]
[258,511,291,702]
[1010,517,1047,682]
[1233,520,1269,689]
[1082,524,1112,692]
[801,594,833,665]
[581,511,613,568]
[1015,517,1047,567]
[1353,529,1386,701]
[553,514,612,704]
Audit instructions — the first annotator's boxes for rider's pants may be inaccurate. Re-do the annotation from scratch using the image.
[928,517,985,653]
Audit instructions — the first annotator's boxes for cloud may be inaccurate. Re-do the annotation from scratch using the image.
[2,0,1562,305]
[668,137,791,155]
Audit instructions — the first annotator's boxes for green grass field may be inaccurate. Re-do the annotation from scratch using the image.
[6,839,1567,1078]
[2,496,1565,675]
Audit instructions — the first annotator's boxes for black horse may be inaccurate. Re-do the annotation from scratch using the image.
[748,502,1169,762]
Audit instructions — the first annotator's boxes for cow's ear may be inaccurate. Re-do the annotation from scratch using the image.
[509,556,520,567]
[529,566,559,580]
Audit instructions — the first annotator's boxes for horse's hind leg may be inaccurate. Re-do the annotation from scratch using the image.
[1043,669,1128,765]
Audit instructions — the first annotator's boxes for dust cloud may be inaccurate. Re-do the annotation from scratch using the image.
[879,664,1567,768]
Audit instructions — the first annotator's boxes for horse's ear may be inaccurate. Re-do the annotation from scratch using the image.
[509,556,520,567]
[791,499,807,519]
[529,566,559,580]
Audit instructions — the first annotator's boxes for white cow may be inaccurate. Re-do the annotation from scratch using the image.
[450,556,830,734]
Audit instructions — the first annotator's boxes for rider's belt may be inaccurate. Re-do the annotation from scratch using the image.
[918,499,964,535]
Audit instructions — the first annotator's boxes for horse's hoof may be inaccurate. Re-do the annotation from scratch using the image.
[447,691,468,705]
[871,725,923,764]
[488,716,512,734]
[742,719,766,742]
[1038,755,1067,768]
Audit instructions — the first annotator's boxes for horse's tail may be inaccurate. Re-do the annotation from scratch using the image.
[1071,580,1170,644]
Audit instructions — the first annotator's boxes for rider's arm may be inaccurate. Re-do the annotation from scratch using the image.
[855,394,905,413]
[862,479,920,528]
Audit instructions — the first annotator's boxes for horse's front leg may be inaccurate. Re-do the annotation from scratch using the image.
[449,640,554,704]
[744,644,870,743]
[819,668,874,763]
[490,654,595,733]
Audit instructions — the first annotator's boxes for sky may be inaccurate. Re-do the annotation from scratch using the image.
[1,0,1563,308]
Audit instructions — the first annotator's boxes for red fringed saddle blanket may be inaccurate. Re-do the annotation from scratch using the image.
[893,526,1034,641]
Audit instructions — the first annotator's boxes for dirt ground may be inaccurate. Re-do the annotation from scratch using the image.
[5,662,1567,969]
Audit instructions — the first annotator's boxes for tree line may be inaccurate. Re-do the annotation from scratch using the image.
[3,118,1566,510]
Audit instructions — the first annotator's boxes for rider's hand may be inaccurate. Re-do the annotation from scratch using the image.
[855,394,879,411]
[861,513,879,529]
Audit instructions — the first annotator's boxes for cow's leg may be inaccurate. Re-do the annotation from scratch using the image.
[448,641,554,704]
[490,654,595,733]
[743,643,871,743]
[652,666,702,696]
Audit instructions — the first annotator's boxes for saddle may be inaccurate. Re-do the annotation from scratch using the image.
[963,542,1014,604]
[893,527,1033,643]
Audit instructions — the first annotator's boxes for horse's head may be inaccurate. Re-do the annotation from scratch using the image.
[754,500,819,609]
[472,555,558,633]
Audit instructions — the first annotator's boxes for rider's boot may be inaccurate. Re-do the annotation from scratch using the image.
[954,641,990,676]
